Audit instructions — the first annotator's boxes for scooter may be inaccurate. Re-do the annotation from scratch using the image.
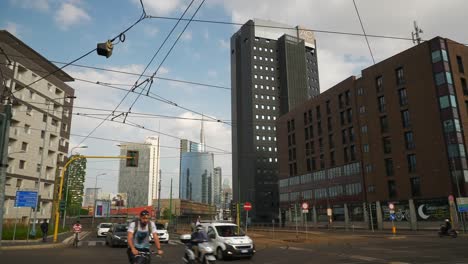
[180,234,217,264]
[438,225,458,238]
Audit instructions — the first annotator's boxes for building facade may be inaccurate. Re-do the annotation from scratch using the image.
[213,167,222,208]
[179,152,214,204]
[118,136,161,207]
[231,19,320,222]
[0,30,74,222]
[278,37,468,224]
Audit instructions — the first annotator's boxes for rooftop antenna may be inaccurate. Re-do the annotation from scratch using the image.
[412,21,423,45]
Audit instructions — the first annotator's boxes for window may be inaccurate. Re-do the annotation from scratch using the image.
[359,106,366,114]
[36,164,41,173]
[349,127,355,142]
[306,158,311,172]
[344,147,349,162]
[24,124,31,134]
[350,145,356,161]
[317,121,322,136]
[405,131,415,149]
[327,117,332,131]
[16,179,23,188]
[439,95,457,109]
[407,154,417,173]
[346,109,352,123]
[126,150,139,167]
[401,110,411,128]
[388,180,397,198]
[410,177,421,196]
[361,125,368,133]
[340,111,345,125]
[329,134,334,149]
[339,94,344,108]
[43,113,47,122]
[383,137,392,154]
[378,96,386,113]
[342,129,347,144]
[457,56,464,73]
[432,50,442,63]
[316,106,321,119]
[380,116,389,133]
[385,158,394,176]
[376,76,383,93]
[21,142,28,151]
[462,78,468,96]
[365,164,373,173]
[398,88,408,106]
[326,100,331,114]
[357,87,363,95]
[19,160,26,169]
[363,144,369,153]
[26,106,32,116]
[396,67,405,85]
[330,151,335,166]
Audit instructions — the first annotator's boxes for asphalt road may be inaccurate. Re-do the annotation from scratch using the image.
[2,232,468,263]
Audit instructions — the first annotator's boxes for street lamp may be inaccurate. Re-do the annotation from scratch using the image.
[62,145,88,228]
[91,173,107,228]
[31,95,75,237]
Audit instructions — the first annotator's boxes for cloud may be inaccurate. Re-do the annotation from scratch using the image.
[9,0,50,11]
[55,2,91,30]
[143,26,159,37]
[218,39,230,49]
[5,22,20,37]
[181,31,192,41]
[216,0,468,91]
[137,0,182,16]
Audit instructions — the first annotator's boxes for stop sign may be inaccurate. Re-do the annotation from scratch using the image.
[244,202,252,211]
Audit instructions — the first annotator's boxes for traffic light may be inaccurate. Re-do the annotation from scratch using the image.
[59,200,66,212]
[97,40,113,58]
[126,150,139,167]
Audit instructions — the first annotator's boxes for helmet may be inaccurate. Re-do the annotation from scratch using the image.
[196,224,204,231]
[140,210,150,217]
[445,219,450,222]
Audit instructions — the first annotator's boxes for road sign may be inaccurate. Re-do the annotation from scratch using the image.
[327,208,333,216]
[390,214,396,221]
[449,195,454,202]
[244,202,252,211]
[301,202,309,210]
[456,197,468,212]
[390,209,395,214]
[15,191,37,207]
[302,209,309,214]
[389,203,395,210]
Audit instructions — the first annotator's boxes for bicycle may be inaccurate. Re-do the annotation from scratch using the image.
[133,251,160,264]
[72,232,80,248]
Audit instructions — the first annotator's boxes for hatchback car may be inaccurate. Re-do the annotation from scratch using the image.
[96,223,113,237]
[150,223,169,244]
[105,223,128,247]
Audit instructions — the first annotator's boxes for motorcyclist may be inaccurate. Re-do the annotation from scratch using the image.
[191,224,208,259]
[443,219,452,233]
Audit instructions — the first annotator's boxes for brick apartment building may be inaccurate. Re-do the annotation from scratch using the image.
[278,37,468,226]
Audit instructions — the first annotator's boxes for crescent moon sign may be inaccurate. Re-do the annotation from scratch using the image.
[418,204,430,220]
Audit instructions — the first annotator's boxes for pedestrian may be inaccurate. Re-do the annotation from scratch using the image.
[40,219,49,242]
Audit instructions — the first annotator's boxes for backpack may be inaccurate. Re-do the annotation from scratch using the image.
[133,219,153,234]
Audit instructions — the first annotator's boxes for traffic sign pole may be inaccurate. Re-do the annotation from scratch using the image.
[246,210,248,234]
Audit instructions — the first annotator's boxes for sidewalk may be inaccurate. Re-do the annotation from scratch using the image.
[0,231,90,250]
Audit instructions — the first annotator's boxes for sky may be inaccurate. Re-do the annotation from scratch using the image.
[1,0,467,198]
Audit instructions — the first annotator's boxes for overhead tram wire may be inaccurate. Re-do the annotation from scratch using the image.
[352,0,375,64]
[11,2,147,95]
[126,0,207,122]
[74,112,230,153]
[0,55,230,90]
[75,0,209,148]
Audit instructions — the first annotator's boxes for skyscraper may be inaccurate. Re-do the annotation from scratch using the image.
[180,152,214,204]
[118,136,161,208]
[213,167,222,207]
[231,19,320,222]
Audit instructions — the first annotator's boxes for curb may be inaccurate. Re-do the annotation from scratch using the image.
[0,231,91,251]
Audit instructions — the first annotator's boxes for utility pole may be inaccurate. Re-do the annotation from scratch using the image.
[0,104,12,248]
[157,169,161,219]
[412,21,423,45]
[169,178,173,228]
[31,100,51,237]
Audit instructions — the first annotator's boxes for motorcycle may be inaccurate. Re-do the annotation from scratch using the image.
[438,225,458,238]
[180,234,217,264]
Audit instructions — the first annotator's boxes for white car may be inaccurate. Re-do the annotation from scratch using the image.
[96,223,113,237]
[150,223,169,243]
[201,222,255,260]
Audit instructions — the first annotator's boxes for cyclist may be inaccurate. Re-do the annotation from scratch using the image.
[127,210,164,263]
[72,221,82,246]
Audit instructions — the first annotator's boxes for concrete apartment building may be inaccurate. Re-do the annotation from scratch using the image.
[278,37,468,229]
[118,136,161,208]
[231,19,320,222]
[0,30,74,223]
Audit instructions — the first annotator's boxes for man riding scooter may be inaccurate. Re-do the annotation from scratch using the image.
[191,224,208,259]
[440,219,452,234]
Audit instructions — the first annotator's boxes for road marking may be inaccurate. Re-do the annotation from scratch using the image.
[349,255,381,262]
[88,241,96,246]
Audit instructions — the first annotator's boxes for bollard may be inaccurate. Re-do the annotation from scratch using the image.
[392,225,396,235]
